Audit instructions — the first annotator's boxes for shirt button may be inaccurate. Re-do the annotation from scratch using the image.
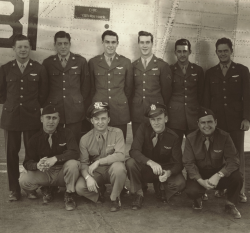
[20,95,23,98]
[184,80,187,82]
[63,88,65,90]
[143,73,146,76]
[224,96,226,99]
[143,96,145,99]
[108,81,110,83]
[223,81,226,83]
[21,80,23,82]
[224,103,227,106]
[108,89,111,91]
[108,74,110,76]
[63,80,65,83]
[20,103,22,106]
[20,87,23,90]
[223,88,225,91]
[63,73,65,75]
[63,96,66,98]
[143,89,145,91]
[185,96,187,98]
[185,88,187,90]
[109,96,111,99]
[185,103,187,105]
[143,81,145,83]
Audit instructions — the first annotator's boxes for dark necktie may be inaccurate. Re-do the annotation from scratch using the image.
[98,134,104,154]
[205,137,210,151]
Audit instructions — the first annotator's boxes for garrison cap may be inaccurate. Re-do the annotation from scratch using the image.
[198,107,216,120]
[42,105,58,116]
[87,102,109,119]
[145,103,167,118]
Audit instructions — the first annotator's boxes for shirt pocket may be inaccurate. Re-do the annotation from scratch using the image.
[113,69,125,87]
[229,76,241,94]
[28,75,39,92]
[211,150,224,168]
[69,69,81,87]
[72,95,84,112]
[94,70,106,88]
[6,75,18,94]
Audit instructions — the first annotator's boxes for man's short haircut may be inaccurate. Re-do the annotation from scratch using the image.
[138,31,153,43]
[175,38,191,51]
[13,34,32,47]
[101,30,119,42]
[216,37,233,51]
[54,31,71,43]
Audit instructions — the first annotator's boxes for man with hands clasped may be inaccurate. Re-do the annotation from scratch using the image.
[19,105,80,211]
[126,103,185,210]
[183,107,243,219]
[75,102,127,212]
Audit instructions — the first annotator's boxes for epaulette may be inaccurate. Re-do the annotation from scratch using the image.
[166,127,179,138]
[132,58,141,64]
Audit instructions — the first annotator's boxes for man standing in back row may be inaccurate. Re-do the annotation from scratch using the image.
[89,30,133,141]
[131,31,172,137]
[43,31,90,143]
[0,34,48,201]
[168,39,204,141]
[203,37,250,202]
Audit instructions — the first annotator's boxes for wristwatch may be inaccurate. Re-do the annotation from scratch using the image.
[217,172,224,178]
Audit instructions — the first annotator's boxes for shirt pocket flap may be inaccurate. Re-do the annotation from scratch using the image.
[229,77,240,82]
[6,76,17,82]
[211,79,219,84]
[73,96,83,104]
[94,70,105,76]
[28,76,39,82]
[50,70,60,76]
[3,105,14,112]
[114,69,125,75]
[147,70,160,76]
[69,69,81,75]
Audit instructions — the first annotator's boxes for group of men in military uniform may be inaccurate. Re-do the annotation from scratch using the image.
[0,29,249,218]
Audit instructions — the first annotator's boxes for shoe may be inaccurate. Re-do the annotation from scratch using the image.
[131,194,144,210]
[142,184,148,193]
[215,189,226,198]
[202,193,208,201]
[41,186,54,204]
[239,193,247,203]
[192,198,202,210]
[110,198,121,212]
[160,190,167,204]
[9,191,21,201]
[225,204,241,219]
[27,190,38,199]
[97,187,106,204]
[121,186,130,196]
[64,192,76,211]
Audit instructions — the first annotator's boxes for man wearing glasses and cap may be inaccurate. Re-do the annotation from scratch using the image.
[126,103,185,210]
[75,102,127,212]
[168,39,204,141]
[183,107,243,219]
[19,105,80,211]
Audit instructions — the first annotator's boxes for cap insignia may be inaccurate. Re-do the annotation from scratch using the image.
[151,104,156,110]
[94,102,105,109]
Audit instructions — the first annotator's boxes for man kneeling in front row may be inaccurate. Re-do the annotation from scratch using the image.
[126,103,186,210]
[19,105,80,211]
[183,107,243,219]
[75,102,127,212]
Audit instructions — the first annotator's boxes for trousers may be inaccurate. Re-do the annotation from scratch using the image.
[4,129,38,192]
[75,162,127,202]
[185,169,243,205]
[19,160,80,193]
[126,158,186,200]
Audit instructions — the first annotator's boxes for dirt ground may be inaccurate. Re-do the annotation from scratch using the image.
[0,123,250,233]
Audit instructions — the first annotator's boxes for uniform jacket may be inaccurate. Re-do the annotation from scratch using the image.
[168,62,204,130]
[23,127,80,171]
[203,62,250,131]
[0,59,48,131]
[43,52,90,124]
[183,128,240,180]
[131,55,172,123]
[89,53,133,126]
[129,122,183,175]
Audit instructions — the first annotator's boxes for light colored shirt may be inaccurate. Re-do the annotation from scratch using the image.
[79,126,125,171]
[58,53,70,62]
[220,61,231,72]
[16,59,29,70]
[104,53,115,65]
[141,54,153,68]
[178,61,189,74]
